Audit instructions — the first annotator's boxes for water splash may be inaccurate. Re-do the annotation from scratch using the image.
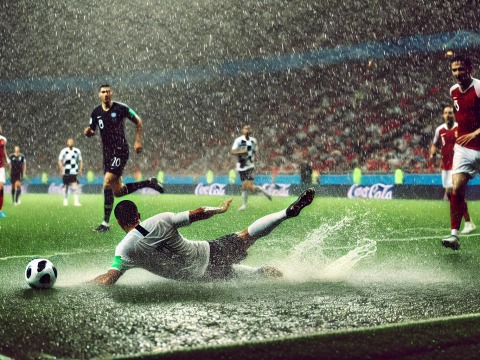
[277,215,377,282]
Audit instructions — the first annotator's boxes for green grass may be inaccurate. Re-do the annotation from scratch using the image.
[2,193,480,359]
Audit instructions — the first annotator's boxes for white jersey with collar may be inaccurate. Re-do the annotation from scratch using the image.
[231,135,257,171]
[112,211,210,281]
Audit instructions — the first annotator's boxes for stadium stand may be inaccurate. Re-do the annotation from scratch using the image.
[0,0,479,178]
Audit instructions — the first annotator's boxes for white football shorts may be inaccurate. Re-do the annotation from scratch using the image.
[441,170,453,189]
[452,144,480,178]
[0,167,5,183]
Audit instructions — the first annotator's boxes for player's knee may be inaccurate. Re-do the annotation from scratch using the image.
[113,186,127,197]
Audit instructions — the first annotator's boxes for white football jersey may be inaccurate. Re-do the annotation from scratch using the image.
[231,135,257,171]
[58,147,82,175]
[112,211,210,281]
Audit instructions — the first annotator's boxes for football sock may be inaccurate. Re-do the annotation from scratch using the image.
[450,193,464,232]
[0,187,3,210]
[247,210,287,238]
[11,186,15,202]
[242,191,248,206]
[124,180,151,195]
[64,186,69,200]
[463,201,471,222]
[255,185,269,196]
[15,188,21,203]
[104,188,114,223]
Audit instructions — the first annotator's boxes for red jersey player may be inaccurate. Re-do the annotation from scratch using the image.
[431,106,474,235]
[0,124,10,218]
[442,55,480,250]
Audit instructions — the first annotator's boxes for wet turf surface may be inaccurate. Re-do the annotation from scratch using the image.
[1,195,480,359]
[2,259,480,359]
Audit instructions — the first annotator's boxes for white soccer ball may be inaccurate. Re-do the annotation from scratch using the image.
[25,258,58,289]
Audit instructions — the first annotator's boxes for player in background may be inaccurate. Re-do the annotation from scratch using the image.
[0,125,10,218]
[9,146,26,206]
[84,84,164,232]
[58,138,83,207]
[430,106,475,234]
[442,55,480,250]
[89,188,315,285]
[230,124,272,211]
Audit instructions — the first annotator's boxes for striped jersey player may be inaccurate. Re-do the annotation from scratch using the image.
[58,138,83,206]
[230,124,271,211]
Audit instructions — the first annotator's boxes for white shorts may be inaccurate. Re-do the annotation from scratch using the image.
[441,170,453,189]
[452,144,480,178]
[0,167,5,183]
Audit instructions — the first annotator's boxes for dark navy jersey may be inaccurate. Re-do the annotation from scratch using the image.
[89,101,138,157]
[9,153,26,177]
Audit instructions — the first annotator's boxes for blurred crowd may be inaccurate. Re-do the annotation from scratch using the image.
[1,0,479,180]
[3,50,479,179]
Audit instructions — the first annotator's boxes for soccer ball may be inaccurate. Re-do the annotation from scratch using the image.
[25,258,58,289]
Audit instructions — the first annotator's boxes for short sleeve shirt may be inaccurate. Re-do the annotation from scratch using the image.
[112,212,210,281]
[231,135,257,171]
[89,101,137,156]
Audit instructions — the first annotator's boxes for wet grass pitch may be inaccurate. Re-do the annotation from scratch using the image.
[1,194,480,359]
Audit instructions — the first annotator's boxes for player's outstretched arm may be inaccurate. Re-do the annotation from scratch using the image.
[88,269,123,285]
[189,198,233,223]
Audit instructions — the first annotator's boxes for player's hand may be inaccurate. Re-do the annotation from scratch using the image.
[219,198,233,213]
[84,127,95,138]
[134,141,142,154]
[457,133,476,146]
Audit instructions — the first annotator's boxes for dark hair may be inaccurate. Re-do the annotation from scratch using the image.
[114,200,139,226]
[450,55,473,70]
[98,84,111,91]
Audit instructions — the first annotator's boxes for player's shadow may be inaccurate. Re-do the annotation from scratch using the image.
[19,287,60,299]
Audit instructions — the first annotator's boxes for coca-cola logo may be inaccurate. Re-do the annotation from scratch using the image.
[195,183,226,196]
[261,183,290,197]
[347,183,393,199]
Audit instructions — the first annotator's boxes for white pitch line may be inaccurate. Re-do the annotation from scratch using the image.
[377,233,479,242]
[0,248,111,261]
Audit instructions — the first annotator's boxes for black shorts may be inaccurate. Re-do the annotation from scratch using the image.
[10,172,22,183]
[206,233,248,279]
[239,168,254,182]
[103,152,128,176]
[62,175,78,186]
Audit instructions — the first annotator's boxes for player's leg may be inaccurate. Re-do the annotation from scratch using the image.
[205,188,315,280]
[115,177,164,196]
[253,183,272,201]
[62,176,69,206]
[239,179,249,211]
[448,168,476,233]
[443,172,469,249]
[461,200,475,234]
[0,185,4,217]
[14,180,21,205]
[237,188,315,248]
[243,169,271,201]
[0,167,5,218]
[11,178,15,203]
[71,180,81,206]
[442,170,452,201]
[94,172,117,232]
